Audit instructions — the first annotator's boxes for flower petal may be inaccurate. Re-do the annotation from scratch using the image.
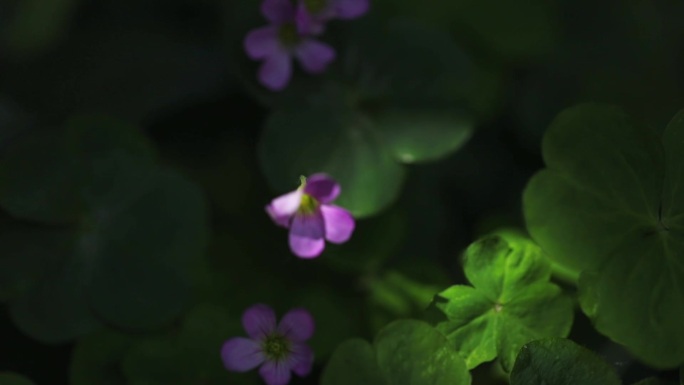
[243,304,277,340]
[289,212,325,258]
[294,39,336,74]
[259,360,292,385]
[221,337,266,371]
[295,3,327,35]
[266,188,303,228]
[332,0,369,19]
[277,308,315,342]
[303,173,340,203]
[261,0,295,23]
[289,342,314,376]
[320,204,355,244]
[259,50,293,91]
[244,26,280,60]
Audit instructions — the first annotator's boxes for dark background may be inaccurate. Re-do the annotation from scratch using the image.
[1,0,683,384]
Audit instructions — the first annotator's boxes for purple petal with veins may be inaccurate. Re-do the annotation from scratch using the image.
[259,50,293,91]
[259,360,293,385]
[242,303,277,340]
[261,0,296,23]
[277,308,315,341]
[221,337,266,371]
[320,204,355,243]
[303,173,340,203]
[289,212,326,258]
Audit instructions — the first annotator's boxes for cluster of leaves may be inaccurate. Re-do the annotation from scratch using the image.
[0,117,208,342]
[2,0,684,384]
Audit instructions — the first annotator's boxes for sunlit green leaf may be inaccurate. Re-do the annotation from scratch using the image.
[428,233,573,371]
[321,320,471,385]
[523,104,684,367]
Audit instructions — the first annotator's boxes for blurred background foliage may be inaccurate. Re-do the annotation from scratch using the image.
[0,0,683,384]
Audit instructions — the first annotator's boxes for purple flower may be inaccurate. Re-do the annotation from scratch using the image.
[266,173,355,258]
[244,0,336,91]
[221,304,315,385]
[295,0,370,35]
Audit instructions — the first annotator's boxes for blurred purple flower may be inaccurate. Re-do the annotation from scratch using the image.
[221,304,315,385]
[295,0,369,35]
[266,173,355,258]
[244,0,336,91]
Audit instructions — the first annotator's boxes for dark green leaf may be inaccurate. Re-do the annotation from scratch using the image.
[320,339,386,385]
[374,320,471,385]
[0,131,84,223]
[3,0,80,56]
[322,320,471,385]
[375,109,473,164]
[0,373,36,385]
[523,104,684,367]
[259,105,405,218]
[121,304,259,385]
[70,330,136,385]
[2,117,208,341]
[510,338,621,385]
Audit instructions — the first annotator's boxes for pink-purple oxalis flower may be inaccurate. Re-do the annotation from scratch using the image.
[221,304,315,385]
[296,0,370,35]
[244,0,336,91]
[266,174,355,258]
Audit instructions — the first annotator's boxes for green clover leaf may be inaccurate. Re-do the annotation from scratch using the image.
[0,116,208,342]
[258,20,474,218]
[523,104,684,367]
[321,319,471,385]
[427,232,573,371]
[510,338,621,385]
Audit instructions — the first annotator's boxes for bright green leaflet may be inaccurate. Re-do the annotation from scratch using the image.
[428,232,573,371]
[321,319,471,385]
[510,338,621,385]
[0,373,36,385]
[523,105,684,367]
[0,117,207,341]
